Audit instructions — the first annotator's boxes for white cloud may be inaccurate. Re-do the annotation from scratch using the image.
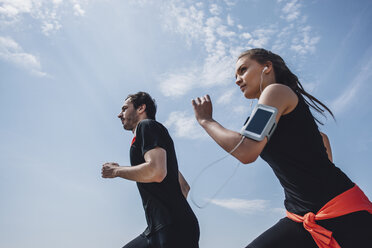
[210,198,269,214]
[0,0,87,35]
[162,1,205,47]
[216,24,235,38]
[233,105,249,115]
[164,111,206,139]
[159,1,240,98]
[274,0,320,55]
[210,198,285,215]
[330,82,361,115]
[223,0,238,7]
[155,0,320,100]
[0,35,19,49]
[201,52,235,87]
[247,28,277,48]
[290,25,320,55]
[330,55,372,115]
[128,0,156,7]
[217,89,236,105]
[0,0,34,17]
[272,207,286,215]
[41,21,62,35]
[159,70,197,97]
[158,50,235,97]
[241,32,252,40]
[204,16,222,52]
[0,36,46,76]
[209,3,222,16]
[301,82,318,93]
[73,2,85,16]
[227,14,234,26]
[281,0,301,22]
[272,24,293,52]
[229,45,248,59]
[158,13,236,97]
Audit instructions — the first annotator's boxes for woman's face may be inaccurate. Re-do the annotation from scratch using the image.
[235,56,265,99]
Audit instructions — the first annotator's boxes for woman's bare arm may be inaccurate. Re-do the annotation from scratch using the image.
[192,84,298,164]
[320,132,333,162]
[178,171,190,198]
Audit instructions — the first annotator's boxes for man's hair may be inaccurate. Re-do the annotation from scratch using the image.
[125,92,157,120]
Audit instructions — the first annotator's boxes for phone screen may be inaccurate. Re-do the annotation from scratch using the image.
[245,109,273,135]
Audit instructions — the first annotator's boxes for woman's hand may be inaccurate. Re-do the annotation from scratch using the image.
[192,95,213,125]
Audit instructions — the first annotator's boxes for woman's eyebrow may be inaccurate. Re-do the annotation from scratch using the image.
[235,64,244,78]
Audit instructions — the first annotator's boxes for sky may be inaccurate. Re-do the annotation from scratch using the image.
[1,0,372,247]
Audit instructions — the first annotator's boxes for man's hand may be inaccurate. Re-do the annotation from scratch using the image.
[102,162,119,178]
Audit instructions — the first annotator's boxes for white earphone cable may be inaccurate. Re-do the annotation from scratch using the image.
[260,67,267,94]
[190,135,245,209]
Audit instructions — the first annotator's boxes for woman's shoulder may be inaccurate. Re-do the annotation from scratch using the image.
[260,83,298,115]
[264,83,297,97]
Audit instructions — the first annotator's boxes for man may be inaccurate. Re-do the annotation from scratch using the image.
[102,92,199,248]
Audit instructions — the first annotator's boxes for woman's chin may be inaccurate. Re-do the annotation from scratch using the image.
[243,91,255,99]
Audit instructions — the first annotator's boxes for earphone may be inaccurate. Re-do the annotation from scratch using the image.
[260,66,268,93]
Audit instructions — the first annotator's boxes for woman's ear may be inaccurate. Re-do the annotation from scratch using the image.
[264,61,273,73]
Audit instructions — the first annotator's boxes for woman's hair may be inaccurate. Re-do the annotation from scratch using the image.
[126,91,157,120]
[238,48,334,124]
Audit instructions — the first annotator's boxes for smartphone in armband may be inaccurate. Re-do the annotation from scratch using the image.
[240,104,278,141]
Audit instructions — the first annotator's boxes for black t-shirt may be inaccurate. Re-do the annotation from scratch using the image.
[130,119,197,236]
[260,93,354,215]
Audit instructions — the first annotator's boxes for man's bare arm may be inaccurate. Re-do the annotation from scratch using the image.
[102,147,167,183]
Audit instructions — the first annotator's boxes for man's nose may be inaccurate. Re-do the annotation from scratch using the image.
[118,112,123,118]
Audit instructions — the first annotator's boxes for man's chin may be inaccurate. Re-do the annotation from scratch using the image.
[123,124,132,131]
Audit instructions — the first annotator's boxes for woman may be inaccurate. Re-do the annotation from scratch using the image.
[192,48,372,248]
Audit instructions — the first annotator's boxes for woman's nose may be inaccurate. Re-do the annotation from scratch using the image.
[235,76,242,86]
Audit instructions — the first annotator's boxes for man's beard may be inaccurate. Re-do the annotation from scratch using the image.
[123,115,138,130]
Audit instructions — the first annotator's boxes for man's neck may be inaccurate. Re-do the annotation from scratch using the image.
[131,116,148,134]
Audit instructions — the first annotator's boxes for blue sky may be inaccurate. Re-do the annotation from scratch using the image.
[1,0,372,247]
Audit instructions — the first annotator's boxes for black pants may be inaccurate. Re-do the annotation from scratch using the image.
[246,211,372,248]
[122,223,200,248]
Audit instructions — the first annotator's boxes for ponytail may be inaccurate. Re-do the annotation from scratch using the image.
[238,48,334,125]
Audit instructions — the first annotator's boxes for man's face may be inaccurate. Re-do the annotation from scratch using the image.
[118,99,139,131]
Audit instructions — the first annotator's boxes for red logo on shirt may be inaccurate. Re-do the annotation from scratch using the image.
[131,136,136,146]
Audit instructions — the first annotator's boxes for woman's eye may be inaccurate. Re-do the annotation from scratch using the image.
[241,67,247,74]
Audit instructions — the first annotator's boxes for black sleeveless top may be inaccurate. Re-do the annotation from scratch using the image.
[260,93,354,215]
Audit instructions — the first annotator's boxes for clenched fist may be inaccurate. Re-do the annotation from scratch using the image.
[102,162,119,178]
